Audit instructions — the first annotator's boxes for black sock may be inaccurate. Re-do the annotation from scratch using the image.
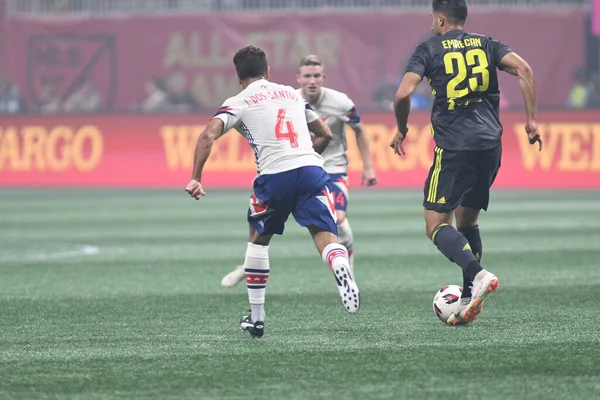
[459,225,482,262]
[462,271,476,299]
[432,224,483,297]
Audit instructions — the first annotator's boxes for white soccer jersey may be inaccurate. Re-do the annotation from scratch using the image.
[297,87,360,174]
[213,79,323,175]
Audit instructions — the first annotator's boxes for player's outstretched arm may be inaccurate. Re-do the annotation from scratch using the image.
[308,118,333,154]
[185,118,225,199]
[391,72,421,156]
[499,52,542,151]
[351,123,377,186]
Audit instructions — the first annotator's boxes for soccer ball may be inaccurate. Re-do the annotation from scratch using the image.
[432,285,464,324]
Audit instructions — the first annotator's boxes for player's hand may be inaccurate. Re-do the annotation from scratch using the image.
[185,179,206,200]
[390,129,407,156]
[525,120,542,152]
[361,167,377,187]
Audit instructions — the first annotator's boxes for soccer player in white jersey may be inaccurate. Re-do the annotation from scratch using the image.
[220,55,376,288]
[296,55,377,270]
[185,46,359,338]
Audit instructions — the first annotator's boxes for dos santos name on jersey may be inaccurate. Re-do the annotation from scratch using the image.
[243,90,302,107]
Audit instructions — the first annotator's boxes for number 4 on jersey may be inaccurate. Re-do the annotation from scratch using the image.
[275,108,299,148]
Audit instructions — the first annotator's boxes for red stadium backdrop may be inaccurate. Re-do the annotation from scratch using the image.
[0,10,586,111]
[1,110,599,188]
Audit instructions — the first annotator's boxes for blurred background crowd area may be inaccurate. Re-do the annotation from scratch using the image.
[0,0,598,115]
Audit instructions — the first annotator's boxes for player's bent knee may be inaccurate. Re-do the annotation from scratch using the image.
[248,224,259,242]
[456,216,479,231]
[308,226,338,254]
[425,225,436,240]
[252,236,272,246]
[425,221,444,240]
[424,209,453,239]
[455,206,480,230]
[428,223,451,243]
[249,228,272,246]
[458,223,479,233]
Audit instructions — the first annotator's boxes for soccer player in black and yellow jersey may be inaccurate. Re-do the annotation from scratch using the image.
[390,0,542,324]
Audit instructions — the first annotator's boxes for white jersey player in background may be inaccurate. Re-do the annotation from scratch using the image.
[185,46,359,338]
[296,54,377,268]
[221,55,376,288]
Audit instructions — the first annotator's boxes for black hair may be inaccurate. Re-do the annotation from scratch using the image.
[432,0,468,25]
[233,46,268,81]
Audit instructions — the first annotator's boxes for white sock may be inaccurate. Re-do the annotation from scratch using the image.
[337,218,354,270]
[321,243,351,279]
[244,242,269,322]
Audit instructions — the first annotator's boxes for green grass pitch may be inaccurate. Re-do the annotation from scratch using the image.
[1,189,599,399]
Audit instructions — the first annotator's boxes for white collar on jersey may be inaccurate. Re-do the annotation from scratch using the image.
[246,78,268,89]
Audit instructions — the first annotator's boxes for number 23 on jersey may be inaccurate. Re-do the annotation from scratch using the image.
[443,49,490,110]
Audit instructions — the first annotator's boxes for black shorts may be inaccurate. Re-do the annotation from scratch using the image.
[423,145,502,213]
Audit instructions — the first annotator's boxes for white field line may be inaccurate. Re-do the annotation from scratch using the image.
[0,244,100,263]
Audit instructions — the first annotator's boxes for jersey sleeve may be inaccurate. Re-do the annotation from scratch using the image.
[405,42,431,78]
[212,97,244,132]
[338,92,361,126]
[489,38,512,70]
[305,102,319,123]
[346,106,361,126]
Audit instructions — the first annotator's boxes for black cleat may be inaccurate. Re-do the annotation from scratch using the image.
[240,315,264,338]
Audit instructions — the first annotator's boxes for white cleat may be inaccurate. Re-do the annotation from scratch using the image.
[332,264,360,314]
[348,252,355,278]
[221,265,245,288]
[447,269,499,325]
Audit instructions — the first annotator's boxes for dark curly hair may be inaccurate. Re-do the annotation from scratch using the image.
[233,46,268,81]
